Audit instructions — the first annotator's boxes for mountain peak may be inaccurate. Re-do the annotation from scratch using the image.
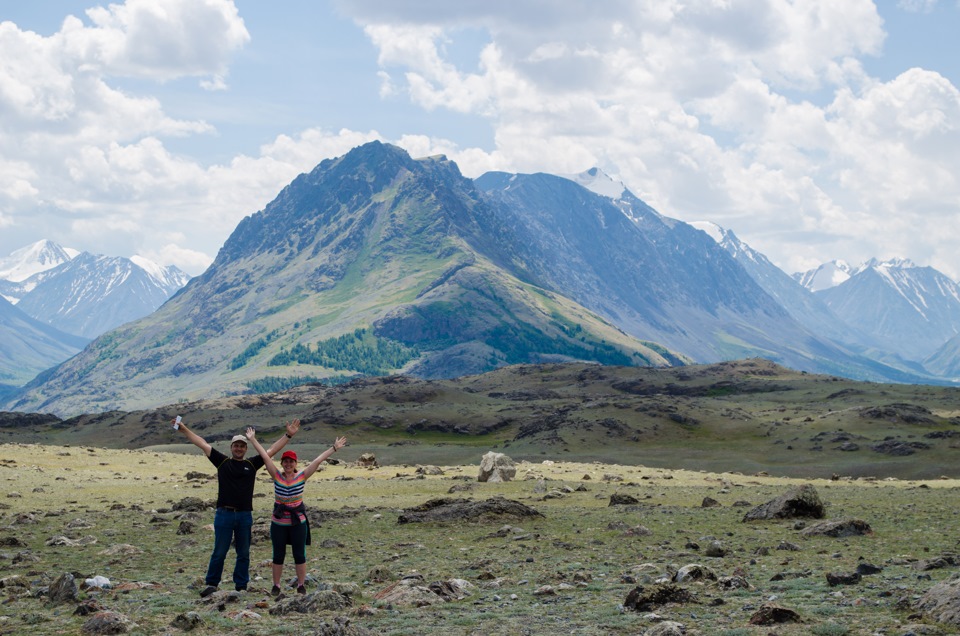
[793,260,852,292]
[556,167,628,200]
[0,240,76,282]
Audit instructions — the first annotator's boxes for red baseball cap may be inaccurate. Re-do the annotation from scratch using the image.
[281,450,298,462]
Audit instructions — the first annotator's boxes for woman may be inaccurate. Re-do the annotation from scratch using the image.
[245,426,347,595]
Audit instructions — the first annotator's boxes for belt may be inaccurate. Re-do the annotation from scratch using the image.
[219,506,240,511]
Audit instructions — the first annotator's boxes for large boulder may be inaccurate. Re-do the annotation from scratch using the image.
[478,452,516,483]
[397,497,542,524]
[741,484,825,522]
[915,575,960,626]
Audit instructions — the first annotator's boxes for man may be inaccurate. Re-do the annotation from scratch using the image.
[175,416,300,595]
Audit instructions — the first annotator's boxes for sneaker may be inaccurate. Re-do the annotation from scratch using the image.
[296,584,306,594]
[235,585,247,592]
[271,585,281,597]
[199,585,218,598]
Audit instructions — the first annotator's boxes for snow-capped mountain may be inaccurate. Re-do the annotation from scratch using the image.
[13,252,190,339]
[793,260,852,292]
[0,239,78,283]
[0,240,79,302]
[689,222,903,361]
[815,258,960,361]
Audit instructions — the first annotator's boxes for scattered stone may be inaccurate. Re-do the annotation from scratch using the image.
[717,575,751,590]
[397,497,542,524]
[171,496,209,512]
[312,616,376,636]
[366,565,393,583]
[477,452,516,483]
[776,541,801,551]
[748,603,802,625]
[623,583,696,612]
[856,563,883,576]
[73,599,105,616]
[415,465,444,476]
[742,484,825,521]
[701,497,720,508]
[674,564,718,583]
[914,576,960,626]
[826,572,862,586]
[98,544,142,556]
[356,453,379,468]
[800,519,872,538]
[0,536,27,547]
[81,610,137,634]
[177,520,196,535]
[704,541,727,557]
[372,574,470,607]
[170,612,204,631]
[609,493,640,506]
[644,621,686,636]
[270,590,352,615]
[48,572,79,603]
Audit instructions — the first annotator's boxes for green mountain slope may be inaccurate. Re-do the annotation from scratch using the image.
[8,143,684,416]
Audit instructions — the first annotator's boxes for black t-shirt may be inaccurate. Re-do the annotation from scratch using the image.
[207,448,266,510]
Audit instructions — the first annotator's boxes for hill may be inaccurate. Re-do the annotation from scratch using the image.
[4,359,959,480]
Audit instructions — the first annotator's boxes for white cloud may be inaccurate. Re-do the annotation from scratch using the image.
[334,0,960,279]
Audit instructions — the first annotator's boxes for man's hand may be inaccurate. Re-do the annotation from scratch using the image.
[332,436,347,452]
[285,419,301,437]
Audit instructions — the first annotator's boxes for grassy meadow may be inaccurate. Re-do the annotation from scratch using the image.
[1,441,959,635]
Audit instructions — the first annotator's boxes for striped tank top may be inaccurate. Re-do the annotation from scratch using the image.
[272,470,307,525]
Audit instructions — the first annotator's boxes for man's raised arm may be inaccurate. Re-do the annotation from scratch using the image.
[263,419,301,457]
[173,418,213,457]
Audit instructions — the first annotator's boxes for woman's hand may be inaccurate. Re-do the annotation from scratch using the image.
[245,426,256,441]
[285,419,301,437]
[332,436,347,452]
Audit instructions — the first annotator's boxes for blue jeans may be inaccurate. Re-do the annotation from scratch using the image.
[205,508,253,589]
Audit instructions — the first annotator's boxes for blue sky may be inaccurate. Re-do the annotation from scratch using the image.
[1,0,959,278]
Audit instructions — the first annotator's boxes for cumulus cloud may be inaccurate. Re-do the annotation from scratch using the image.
[333,0,960,278]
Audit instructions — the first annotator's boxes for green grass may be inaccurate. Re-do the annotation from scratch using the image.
[1,443,959,635]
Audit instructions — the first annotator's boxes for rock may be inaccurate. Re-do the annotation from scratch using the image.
[748,603,802,625]
[48,572,78,603]
[826,572,862,586]
[856,563,883,576]
[609,493,640,506]
[312,616,376,636]
[701,497,721,508]
[81,610,137,634]
[717,575,751,590]
[674,564,718,583]
[624,584,696,611]
[915,576,960,626]
[397,496,542,524]
[171,496,209,512]
[82,576,112,590]
[270,590,351,614]
[477,452,516,483]
[644,621,686,636]
[415,465,444,476]
[742,484,825,522]
[170,612,204,631]
[356,453,379,468]
[800,519,872,538]
[372,574,456,608]
[704,541,727,557]
[177,520,196,535]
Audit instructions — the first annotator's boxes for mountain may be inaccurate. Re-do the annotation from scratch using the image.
[815,258,960,361]
[0,240,78,302]
[521,172,931,382]
[6,142,682,416]
[0,296,89,396]
[793,260,852,292]
[924,333,960,379]
[13,252,191,339]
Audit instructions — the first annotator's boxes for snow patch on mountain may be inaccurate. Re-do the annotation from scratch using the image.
[557,168,628,200]
[0,240,76,282]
